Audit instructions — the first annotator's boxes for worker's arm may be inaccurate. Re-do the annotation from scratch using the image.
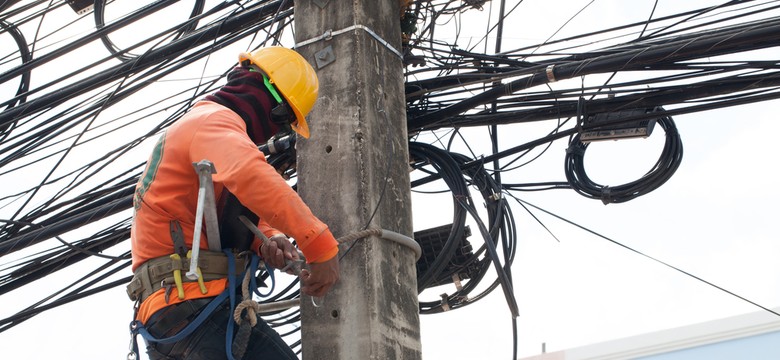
[188,104,339,274]
[256,219,282,242]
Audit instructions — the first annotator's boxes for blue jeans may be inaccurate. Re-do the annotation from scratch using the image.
[144,297,298,360]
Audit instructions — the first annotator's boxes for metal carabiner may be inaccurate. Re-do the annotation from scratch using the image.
[127,321,140,360]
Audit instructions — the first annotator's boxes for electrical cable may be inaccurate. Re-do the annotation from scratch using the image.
[411,143,518,316]
[1,2,780,354]
[94,0,205,62]
[0,19,30,139]
[409,142,470,291]
[564,111,683,204]
[0,1,293,128]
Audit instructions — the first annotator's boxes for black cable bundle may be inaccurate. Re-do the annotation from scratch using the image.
[564,114,683,204]
[259,133,297,180]
[409,142,470,293]
[410,142,518,317]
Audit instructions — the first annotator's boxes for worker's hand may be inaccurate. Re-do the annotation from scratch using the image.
[260,234,299,272]
[299,255,339,298]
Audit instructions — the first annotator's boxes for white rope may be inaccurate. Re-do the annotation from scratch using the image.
[233,269,260,327]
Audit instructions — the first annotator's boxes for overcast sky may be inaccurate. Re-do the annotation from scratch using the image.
[2,1,780,359]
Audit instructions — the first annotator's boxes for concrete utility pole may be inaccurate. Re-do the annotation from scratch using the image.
[294,1,421,360]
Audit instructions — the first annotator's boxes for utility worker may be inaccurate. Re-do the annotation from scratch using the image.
[127,46,339,360]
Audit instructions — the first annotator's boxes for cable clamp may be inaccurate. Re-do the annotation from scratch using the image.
[295,24,403,60]
[546,64,557,82]
[600,186,613,205]
[566,144,585,156]
[440,293,450,312]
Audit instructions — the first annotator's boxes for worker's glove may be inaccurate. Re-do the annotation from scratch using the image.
[260,234,300,273]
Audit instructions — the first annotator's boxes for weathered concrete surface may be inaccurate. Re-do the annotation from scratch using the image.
[295,1,421,359]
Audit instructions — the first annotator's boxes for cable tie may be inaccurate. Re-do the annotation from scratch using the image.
[566,144,585,156]
[546,64,557,82]
[295,24,403,60]
[600,186,613,205]
[452,274,464,292]
[266,138,276,154]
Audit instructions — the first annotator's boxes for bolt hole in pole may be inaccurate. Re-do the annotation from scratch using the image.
[330,310,339,319]
[325,145,333,153]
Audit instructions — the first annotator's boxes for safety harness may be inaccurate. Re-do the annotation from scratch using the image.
[127,162,281,360]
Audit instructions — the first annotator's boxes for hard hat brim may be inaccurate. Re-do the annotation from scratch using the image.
[289,106,310,139]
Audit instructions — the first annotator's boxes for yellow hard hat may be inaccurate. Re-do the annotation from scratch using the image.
[239,47,319,138]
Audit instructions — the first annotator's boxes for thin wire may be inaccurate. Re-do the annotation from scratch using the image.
[339,62,397,261]
[638,0,660,39]
[528,0,595,56]
[514,197,780,318]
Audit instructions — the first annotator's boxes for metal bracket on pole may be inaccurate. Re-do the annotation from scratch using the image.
[187,159,220,280]
[314,45,336,69]
[313,0,329,9]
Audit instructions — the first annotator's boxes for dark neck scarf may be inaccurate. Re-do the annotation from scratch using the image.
[206,68,280,249]
[205,67,281,144]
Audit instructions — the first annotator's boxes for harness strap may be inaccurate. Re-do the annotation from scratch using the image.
[226,247,240,360]
[134,290,230,344]
[129,250,253,358]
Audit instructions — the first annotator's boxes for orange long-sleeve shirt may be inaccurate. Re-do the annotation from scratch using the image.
[131,101,337,322]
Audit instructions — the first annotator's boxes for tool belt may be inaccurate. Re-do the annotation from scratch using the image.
[126,250,249,302]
